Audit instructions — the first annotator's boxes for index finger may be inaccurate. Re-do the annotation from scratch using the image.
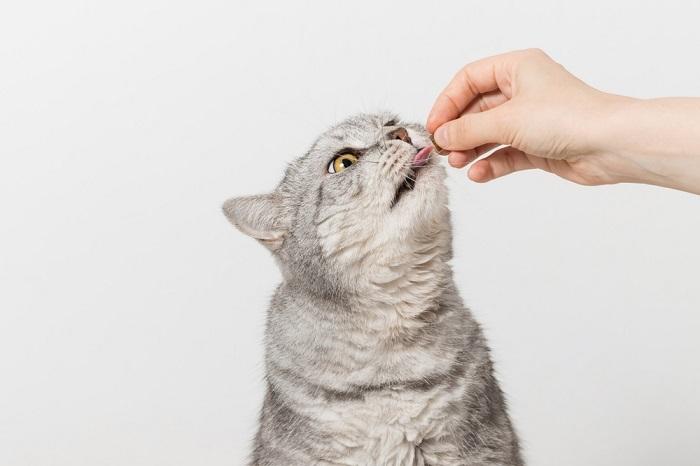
[426,51,521,133]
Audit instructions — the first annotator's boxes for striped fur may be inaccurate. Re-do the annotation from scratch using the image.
[224,113,523,465]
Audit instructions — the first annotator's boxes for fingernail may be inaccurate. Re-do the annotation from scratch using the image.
[434,126,448,148]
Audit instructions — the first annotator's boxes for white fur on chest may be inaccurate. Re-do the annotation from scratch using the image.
[309,384,463,466]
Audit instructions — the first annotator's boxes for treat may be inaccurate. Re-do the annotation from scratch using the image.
[430,134,450,155]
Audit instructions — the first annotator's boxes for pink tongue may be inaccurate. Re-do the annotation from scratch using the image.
[412,146,433,167]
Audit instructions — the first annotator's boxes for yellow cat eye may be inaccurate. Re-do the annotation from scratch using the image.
[328,153,358,174]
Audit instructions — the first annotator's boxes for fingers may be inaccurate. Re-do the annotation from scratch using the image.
[446,144,500,168]
[447,150,479,168]
[467,148,536,182]
[433,104,515,151]
[438,95,508,166]
[426,51,523,133]
[462,91,509,115]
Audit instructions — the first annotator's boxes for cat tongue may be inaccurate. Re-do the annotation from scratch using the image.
[412,146,432,167]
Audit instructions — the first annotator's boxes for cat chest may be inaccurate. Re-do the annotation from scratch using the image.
[311,384,463,465]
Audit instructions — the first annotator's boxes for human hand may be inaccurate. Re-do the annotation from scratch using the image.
[427,49,634,186]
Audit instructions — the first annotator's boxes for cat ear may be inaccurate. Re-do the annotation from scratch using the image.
[222,193,287,251]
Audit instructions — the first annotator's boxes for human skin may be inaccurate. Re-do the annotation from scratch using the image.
[427,48,700,195]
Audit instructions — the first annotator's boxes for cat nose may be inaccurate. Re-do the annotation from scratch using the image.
[387,127,412,145]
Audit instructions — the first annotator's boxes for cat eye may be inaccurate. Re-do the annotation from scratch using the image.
[384,119,397,127]
[328,153,358,174]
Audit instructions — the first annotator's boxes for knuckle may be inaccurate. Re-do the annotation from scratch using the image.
[442,117,470,148]
[527,47,547,57]
[518,48,550,64]
[454,117,473,140]
[457,115,472,131]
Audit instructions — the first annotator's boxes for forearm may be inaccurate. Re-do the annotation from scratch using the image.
[598,97,700,194]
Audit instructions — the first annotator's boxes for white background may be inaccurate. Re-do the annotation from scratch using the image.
[1,1,699,465]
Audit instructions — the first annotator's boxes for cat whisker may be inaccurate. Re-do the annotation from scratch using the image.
[354,147,443,171]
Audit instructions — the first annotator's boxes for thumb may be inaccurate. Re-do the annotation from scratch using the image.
[433,104,516,151]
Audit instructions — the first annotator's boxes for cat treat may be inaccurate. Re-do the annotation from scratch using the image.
[430,133,450,155]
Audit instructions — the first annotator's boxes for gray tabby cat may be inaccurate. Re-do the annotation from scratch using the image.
[223,113,523,465]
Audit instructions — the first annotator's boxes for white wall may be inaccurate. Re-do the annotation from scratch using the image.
[1,1,699,465]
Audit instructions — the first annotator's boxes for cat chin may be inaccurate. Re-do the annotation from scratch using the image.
[391,163,448,219]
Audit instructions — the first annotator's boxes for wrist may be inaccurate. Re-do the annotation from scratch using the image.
[596,97,700,193]
[591,95,676,187]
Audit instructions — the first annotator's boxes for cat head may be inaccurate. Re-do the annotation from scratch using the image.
[223,112,451,296]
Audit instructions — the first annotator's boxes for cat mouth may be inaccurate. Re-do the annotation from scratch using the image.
[390,146,432,209]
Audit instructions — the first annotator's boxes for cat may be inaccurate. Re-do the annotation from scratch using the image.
[223,112,523,465]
